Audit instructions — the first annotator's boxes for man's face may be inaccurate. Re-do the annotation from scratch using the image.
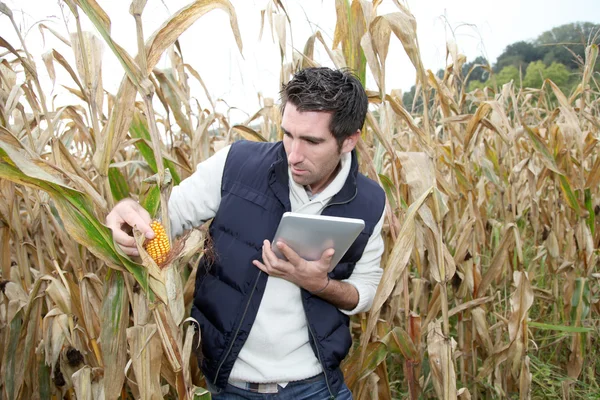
[282,103,358,194]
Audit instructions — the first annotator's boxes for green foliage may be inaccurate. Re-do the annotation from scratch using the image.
[458,22,599,96]
[496,65,521,86]
[523,60,547,88]
[521,61,571,92]
[468,59,573,94]
[544,62,572,90]
[468,65,521,91]
[535,22,600,69]
[495,22,600,72]
[496,41,543,72]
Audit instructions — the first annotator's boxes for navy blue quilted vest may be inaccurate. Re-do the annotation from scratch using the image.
[191,140,385,397]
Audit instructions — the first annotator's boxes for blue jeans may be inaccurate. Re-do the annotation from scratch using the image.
[208,376,353,399]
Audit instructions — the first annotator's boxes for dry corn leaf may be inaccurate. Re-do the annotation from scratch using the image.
[477,224,516,297]
[182,319,199,393]
[362,187,433,359]
[163,266,184,326]
[519,355,532,400]
[127,324,164,400]
[72,365,93,400]
[471,307,494,355]
[70,31,104,119]
[79,273,103,342]
[427,320,457,400]
[507,271,534,377]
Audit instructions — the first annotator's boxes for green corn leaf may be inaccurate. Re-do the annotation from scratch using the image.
[4,312,23,400]
[38,353,51,400]
[378,173,397,210]
[570,278,590,325]
[523,125,562,174]
[357,342,389,381]
[585,188,594,236]
[193,387,211,399]
[529,321,592,333]
[558,174,582,217]
[384,326,419,361]
[139,183,161,219]
[108,166,130,202]
[130,111,181,184]
[100,271,130,400]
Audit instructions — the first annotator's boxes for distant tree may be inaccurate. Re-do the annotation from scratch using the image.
[402,85,417,110]
[544,62,571,92]
[401,84,434,114]
[495,41,542,72]
[523,60,547,88]
[495,65,521,87]
[522,61,572,93]
[462,56,490,83]
[535,22,600,69]
[467,79,486,92]
[467,65,519,92]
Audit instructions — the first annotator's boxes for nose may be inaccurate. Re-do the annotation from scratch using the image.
[287,140,304,165]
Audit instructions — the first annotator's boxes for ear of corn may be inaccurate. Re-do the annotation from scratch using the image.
[145,221,170,265]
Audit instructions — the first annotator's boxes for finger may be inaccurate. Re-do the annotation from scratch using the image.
[261,241,279,272]
[105,209,124,232]
[321,248,335,263]
[252,260,267,273]
[264,240,292,275]
[120,245,139,257]
[263,240,281,266]
[126,204,154,239]
[276,241,302,266]
[111,227,136,246]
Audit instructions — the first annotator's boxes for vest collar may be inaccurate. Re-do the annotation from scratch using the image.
[268,142,359,208]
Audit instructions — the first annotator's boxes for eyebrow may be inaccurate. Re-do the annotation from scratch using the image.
[281,127,326,143]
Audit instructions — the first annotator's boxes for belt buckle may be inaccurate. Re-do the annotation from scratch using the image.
[248,382,279,394]
[230,380,279,394]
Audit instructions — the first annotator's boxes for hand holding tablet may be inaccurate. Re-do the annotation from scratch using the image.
[271,212,365,272]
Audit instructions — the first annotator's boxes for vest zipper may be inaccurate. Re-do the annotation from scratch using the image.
[213,270,262,385]
[316,187,358,399]
[324,187,358,209]
[304,306,336,399]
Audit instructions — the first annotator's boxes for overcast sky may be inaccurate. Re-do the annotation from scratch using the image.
[4,0,600,118]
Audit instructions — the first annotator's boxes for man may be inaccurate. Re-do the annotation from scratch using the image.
[106,67,386,399]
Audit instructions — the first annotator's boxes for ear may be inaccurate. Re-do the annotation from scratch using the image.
[341,130,361,153]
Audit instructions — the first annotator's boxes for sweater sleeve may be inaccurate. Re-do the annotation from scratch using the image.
[168,145,231,238]
[340,208,385,315]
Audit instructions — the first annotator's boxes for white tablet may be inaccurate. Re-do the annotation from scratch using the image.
[271,212,365,272]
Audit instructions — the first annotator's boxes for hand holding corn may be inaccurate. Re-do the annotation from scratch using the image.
[106,198,155,256]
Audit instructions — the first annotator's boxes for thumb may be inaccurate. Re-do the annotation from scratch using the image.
[321,248,335,265]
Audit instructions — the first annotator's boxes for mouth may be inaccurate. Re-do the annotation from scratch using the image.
[291,165,307,175]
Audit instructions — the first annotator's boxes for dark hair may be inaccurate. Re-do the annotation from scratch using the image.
[280,67,368,148]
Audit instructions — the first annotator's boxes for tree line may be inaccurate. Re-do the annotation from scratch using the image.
[403,22,600,111]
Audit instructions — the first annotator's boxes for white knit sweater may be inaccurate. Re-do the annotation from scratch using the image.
[168,145,385,384]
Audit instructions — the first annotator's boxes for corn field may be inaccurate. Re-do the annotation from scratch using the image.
[1,1,599,399]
